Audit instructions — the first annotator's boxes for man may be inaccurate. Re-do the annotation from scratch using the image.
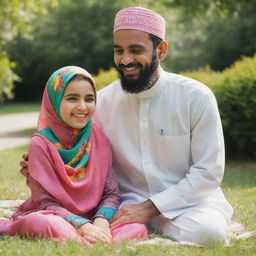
[21,7,233,246]
[93,7,233,246]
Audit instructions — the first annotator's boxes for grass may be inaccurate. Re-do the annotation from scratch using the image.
[0,102,40,115]
[0,146,256,255]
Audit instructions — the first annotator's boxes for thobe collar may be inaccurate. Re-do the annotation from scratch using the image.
[135,67,166,99]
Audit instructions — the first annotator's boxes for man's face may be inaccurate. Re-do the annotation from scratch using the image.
[113,29,159,93]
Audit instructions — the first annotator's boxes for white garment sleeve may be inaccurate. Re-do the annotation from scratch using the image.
[150,92,225,219]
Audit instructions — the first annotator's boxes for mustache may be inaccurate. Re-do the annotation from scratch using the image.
[118,63,141,69]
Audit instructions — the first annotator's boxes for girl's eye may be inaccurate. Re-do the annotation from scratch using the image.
[85,98,95,103]
[66,97,77,101]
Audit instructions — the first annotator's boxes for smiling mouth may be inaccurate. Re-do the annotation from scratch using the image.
[120,65,141,78]
[123,66,138,72]
[119,63,140,72]
[72,114,88,118]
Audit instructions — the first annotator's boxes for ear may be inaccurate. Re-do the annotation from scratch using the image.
[156,40,168,60]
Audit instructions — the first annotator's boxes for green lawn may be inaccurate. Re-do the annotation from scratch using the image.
[0,146,255,255]
[0,102,40,115]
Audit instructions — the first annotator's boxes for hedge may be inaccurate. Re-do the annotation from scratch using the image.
[93,68,118,91]
[182,56,256,157]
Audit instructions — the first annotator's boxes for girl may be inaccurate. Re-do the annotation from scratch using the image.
[0,66,148,245]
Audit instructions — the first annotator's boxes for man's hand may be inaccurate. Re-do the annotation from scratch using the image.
[110,199,160,227]
[20,153,29,177]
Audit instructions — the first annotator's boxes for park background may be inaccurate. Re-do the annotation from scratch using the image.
[0,0,255,255]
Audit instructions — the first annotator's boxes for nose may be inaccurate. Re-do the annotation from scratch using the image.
[77,100,87,110]
[120,52,134,66]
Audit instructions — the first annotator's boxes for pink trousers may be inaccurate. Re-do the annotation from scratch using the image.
[0,211,148,244]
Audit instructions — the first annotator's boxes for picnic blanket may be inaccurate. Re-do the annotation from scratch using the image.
[0,200,255,246]
[0,200,24,218]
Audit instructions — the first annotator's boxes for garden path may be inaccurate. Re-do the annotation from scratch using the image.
[0,112,39,150]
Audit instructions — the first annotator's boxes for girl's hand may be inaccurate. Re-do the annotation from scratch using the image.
[93,217,111,236]
[78,222,112,243]
[77,235,97,247]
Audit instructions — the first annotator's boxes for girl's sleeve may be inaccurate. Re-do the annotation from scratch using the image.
[93,167,120,220]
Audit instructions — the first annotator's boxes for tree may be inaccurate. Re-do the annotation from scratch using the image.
[202,2,256,70]
[9,0,161,101]
[0,0,48,102]
[8,0,118,100]
[161,0,256,72]
[11,0,255,101]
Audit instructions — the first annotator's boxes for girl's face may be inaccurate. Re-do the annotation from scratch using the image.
[60,79,96,129]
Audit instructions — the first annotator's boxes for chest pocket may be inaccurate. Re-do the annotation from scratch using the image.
[155,133,191,174]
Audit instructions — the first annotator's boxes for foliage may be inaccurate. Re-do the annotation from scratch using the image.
[0,56,19,102]
[162,0,256,18]
[0,145,256,254]
[6,0,172,101]
[0,0,49,102]
[180,66,223,91]
[164,18,206,72]
[202,3,256,71]
[8,0,122,101]
[5,0,256,101]
[163,0,256,72]
[215,57,256,157]
[93,68,118,91]
[182,56,256,157]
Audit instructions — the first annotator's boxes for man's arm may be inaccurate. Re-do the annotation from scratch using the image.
[150,92,226,219]
[112,92,225,225]
[20,153,29,176]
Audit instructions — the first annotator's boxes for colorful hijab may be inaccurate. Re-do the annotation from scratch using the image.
[36,66,96,181]
[28,66,112,216]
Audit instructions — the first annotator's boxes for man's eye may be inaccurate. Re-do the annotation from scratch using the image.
[132,49,142,54]
[114,49,123,54]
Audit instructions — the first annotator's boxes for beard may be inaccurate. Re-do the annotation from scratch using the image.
[115,52,159,94]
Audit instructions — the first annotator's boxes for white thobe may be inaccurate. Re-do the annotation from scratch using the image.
[94,69,233,228]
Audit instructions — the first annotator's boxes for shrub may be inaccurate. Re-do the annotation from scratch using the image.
[93,68,118,91]
[182,56,256,157]
[0,55,20,102]
[181,66,224,92]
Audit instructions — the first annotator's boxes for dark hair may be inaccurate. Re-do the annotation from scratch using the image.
[69,74,93,86]
[148,34,163,49]
[68,74,96,98]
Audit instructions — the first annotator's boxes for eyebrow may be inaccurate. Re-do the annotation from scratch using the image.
[64,93,95,97]
[129,44,145,49]
[86,94,95,97]
[64,93,79,97]
[113,44,145,49]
